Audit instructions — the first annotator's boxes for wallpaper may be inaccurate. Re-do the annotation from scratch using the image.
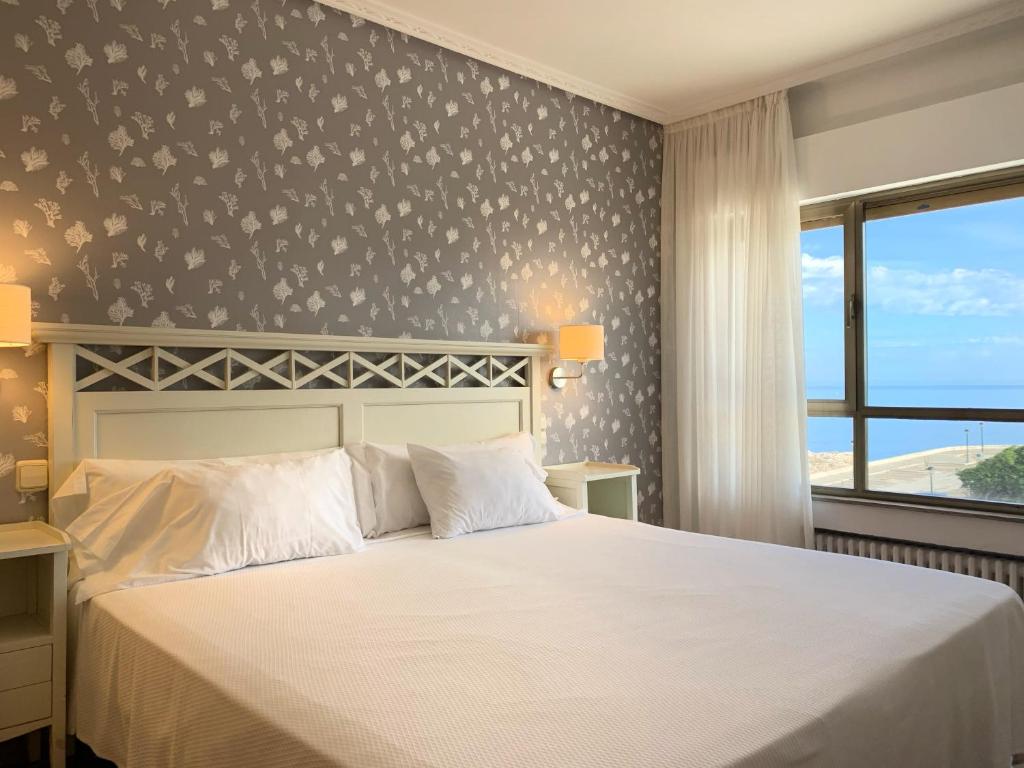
[0,1,663,524]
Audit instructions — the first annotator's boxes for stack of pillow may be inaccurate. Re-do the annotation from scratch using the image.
[55,434,566,601]
[349,432,557,539]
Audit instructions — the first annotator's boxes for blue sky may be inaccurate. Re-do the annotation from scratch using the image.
[802,196,1024,405]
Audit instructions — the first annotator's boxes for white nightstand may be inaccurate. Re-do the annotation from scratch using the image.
[544,462,640,522]
[0,522,70,768]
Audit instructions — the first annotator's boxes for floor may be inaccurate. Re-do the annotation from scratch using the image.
[0,738,114,768]
[67,742,116,768]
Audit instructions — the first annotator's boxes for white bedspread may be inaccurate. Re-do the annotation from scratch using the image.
[74,514,1024,768]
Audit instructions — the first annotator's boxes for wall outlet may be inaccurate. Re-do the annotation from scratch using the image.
[15,459,48,493]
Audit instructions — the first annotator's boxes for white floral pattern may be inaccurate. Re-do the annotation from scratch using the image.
[0,0,663,524]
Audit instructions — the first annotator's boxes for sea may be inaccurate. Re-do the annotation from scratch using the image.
[807,385,1024,461]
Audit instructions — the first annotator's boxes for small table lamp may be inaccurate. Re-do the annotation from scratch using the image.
[549,323,604,389]
[0,284,31,347]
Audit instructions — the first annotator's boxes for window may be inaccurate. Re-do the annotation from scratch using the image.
[801,171,1024,512]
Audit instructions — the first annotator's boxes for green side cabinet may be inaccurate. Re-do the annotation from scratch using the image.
[543,462,640,522]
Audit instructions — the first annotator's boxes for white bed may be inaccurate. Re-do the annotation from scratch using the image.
[72,513,1024,768]
[39,326,1024,768]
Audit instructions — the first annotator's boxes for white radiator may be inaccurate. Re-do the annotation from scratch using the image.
[815,530,1024,599]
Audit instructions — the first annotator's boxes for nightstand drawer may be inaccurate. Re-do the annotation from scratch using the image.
[0,645,51,691]
[0,681,50,729]
[0,522,69,765]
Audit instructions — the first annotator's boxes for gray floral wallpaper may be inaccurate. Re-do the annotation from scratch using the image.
[0,1,662,524]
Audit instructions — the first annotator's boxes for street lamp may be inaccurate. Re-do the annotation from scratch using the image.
[964,427,970,463]
[979,422,985,458]
[927,465,935,495]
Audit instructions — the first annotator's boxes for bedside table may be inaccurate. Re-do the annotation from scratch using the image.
[544,462,640,522]
[0,522,71,768]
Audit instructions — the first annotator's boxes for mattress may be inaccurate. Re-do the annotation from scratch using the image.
[73,514,1024,768]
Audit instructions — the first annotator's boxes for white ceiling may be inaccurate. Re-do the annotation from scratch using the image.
[321,0,1024,124]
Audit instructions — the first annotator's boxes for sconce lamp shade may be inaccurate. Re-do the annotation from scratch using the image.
[558,324,604,362]
[0,285,31,347]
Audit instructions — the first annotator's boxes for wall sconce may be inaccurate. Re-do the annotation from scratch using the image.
[549,323,604,389]
[0,284,31,348]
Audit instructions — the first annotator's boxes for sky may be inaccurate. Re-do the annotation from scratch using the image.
[801,195,1024,407]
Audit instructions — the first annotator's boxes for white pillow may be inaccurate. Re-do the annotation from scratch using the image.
[52,449,339,529]
[408,443,562,538]
[360,433,546,536]
[343,443,378,538]
[487,432,547,481]
[66,450,364,603]
[364,443,431,535]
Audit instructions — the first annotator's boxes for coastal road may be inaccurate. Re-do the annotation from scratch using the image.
[810,445,1009,498]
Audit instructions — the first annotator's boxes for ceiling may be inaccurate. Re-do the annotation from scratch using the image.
[321,0,1024,124]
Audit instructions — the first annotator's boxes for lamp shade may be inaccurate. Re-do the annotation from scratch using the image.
[0,284,31,347]
[558,324,604,362]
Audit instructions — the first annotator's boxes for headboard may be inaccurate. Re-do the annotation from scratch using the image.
[36,323,549,520]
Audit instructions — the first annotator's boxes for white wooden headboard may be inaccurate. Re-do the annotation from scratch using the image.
[35,324,549,519]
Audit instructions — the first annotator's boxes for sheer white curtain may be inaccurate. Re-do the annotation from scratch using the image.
[660,91,811,547]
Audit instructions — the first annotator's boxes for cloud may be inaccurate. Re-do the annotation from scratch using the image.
[968,335,1024,346]
[802,253,843,278]
[870,334,1024,350]
[868,265,1024,316]
[801,253,843,308]
[803,252,1024,318]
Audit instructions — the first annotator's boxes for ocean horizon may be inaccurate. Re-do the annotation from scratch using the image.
[807,384,1024,460]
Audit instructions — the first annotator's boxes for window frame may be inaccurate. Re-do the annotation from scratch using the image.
[802,167,1024,515]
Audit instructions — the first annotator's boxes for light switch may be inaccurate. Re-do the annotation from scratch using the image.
[15,459,48,492]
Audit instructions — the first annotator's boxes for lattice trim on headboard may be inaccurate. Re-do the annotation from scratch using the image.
[73,345,531,392]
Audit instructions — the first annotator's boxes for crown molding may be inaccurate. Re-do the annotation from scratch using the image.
[312,0,672,124]
[31,322,551,357]
[317,0,1023,128]
[665,0,1024,127]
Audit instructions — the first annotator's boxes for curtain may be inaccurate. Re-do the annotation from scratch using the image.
[660,91,811,547]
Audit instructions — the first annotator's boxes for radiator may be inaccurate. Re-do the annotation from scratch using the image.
[815,529,1024,599]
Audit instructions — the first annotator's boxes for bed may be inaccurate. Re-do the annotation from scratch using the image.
[38,324,1024,768]
[73,515,1024,767]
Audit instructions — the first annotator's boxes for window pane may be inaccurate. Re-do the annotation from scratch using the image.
[801,224,845,400]
[808,417,853,488]
[867,419,1024,504]
[865,196,1024,408]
